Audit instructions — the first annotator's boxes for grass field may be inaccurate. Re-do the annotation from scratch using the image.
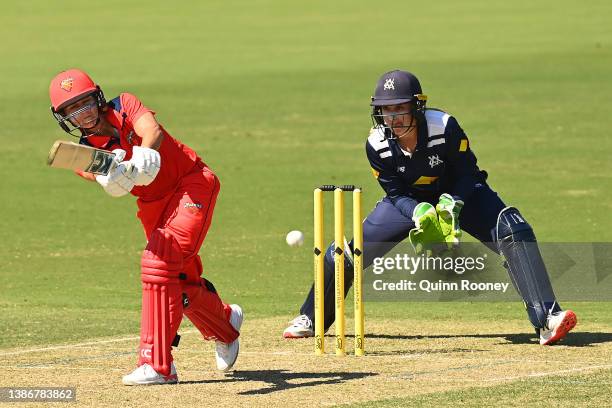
[1,1,611,406]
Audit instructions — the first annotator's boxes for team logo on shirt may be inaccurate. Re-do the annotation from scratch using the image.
[397,166,405,173]
[428,154,443,168]
[383,78,395,90]
[60,78,73,92]
[184,202,203,214]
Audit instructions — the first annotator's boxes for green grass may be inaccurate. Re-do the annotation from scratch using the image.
[0,0,611,404]
[346,369,612,407]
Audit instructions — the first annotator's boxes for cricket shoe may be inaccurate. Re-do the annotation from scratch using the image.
[283,314,314,338]
[122,363,178,386]
[216,304,243,371]
[540,310,577,345]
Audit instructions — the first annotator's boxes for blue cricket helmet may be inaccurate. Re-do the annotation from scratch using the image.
[371,70,426,107]
[370,70,428,139]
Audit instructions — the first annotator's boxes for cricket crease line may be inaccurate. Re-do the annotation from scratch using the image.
[4,366,124,372]
[0,330,199,356]
[14,351,135,368]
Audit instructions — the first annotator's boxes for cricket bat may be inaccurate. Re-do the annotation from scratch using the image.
[47,140,116,175]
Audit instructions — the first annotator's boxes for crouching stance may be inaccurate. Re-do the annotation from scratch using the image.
[284,70,576,345]
[49,69,243,385]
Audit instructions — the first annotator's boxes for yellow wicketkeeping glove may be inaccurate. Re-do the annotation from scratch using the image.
[435,193,464,248]
[408,202,446,256]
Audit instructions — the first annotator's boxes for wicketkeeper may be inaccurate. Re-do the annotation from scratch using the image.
[49,69,243,385]
[284,70,577,345]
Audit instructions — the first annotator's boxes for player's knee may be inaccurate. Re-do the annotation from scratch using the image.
[141,229,184,283]
[182,278,218,308]
[495,207,536,244]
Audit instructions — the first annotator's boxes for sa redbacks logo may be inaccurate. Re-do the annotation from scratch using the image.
[60,78,73,92]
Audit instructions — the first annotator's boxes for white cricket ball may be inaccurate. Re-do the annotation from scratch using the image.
[285,230,305,247]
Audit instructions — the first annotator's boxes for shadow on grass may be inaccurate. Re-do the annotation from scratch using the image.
[364,332,612,347]
[179,370,377,394]
[554,332,612,347]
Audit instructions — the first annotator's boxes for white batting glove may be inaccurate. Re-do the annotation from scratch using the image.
[130,146,161,186]
[95,149,137,197]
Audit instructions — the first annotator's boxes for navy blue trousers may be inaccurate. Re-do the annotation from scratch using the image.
[300,184,510,331]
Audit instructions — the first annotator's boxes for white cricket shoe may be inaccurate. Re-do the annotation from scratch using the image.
[215,304,243,371]
[283,314,314,338]
[122,363,178,386]
[540,310,577,345]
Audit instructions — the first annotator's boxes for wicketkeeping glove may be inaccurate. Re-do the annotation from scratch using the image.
[95,149,138,197]
[130,146,161,186]
[436,193,464,248]
[408,202,446,256]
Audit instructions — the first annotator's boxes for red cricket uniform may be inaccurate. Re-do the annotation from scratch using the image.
[83,93,238,375]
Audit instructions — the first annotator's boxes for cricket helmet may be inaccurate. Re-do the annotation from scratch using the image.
[370,70,426,107]
[49,69,107,136]
[370,70,427,138]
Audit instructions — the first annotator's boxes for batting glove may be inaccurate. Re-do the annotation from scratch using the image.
[95,149,137,197]
[436,193,464,248]
[130,146,161,186]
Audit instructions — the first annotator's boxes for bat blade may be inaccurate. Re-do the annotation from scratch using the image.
[47,140,115,175]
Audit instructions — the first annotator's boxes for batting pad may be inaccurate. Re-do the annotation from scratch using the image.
[183,279,239,344]
[139,229,184,376]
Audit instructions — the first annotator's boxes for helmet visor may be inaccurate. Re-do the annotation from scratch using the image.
[371,103,416,139]
[53,98,100,136]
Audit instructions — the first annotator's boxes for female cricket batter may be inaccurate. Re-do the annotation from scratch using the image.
[284,70,577,346]
[49,69,242,385]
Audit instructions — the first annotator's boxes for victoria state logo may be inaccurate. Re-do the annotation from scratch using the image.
[383,78,395,90]
[60,78,74,92]
[428,154,443,168]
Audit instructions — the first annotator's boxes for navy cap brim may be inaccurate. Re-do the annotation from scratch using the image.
[370,98,413,107]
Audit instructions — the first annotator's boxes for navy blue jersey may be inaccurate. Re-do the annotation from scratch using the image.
[366,109,487,210]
